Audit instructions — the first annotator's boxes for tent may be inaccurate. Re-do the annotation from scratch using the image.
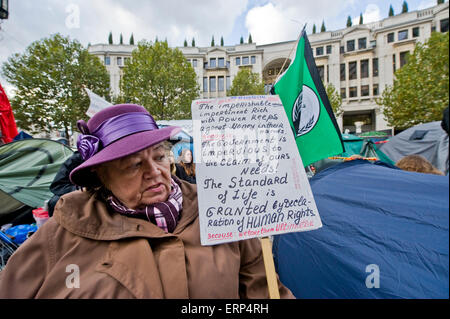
[273,160,449,298]
[0,138,74,224]
[379,121,449,175]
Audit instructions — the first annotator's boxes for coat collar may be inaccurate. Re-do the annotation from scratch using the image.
[53,177,198,241]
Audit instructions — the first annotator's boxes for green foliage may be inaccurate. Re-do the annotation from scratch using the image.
[117,40,199,120]
[129,33,135,45]
[389,5,394,16]
[312,24,316,34]
[211,36,215,46]
[240,36,244,44]
[119,33,123,45]
[184,39,188,47]
[321,21,326,32]
[325,83,343,117]
[359,13,363,24]
[346,16,352,27]
[220,36,224,46]
[227,68,265,96]
[437,0,444,4]
[108,31,113,44]
[248,33,253,44]
[402,1,408,13]
[377,32,449,129]
[191,38,196,47]
[1,33,110,142]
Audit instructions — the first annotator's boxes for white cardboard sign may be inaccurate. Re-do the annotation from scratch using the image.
[191,95,322,246]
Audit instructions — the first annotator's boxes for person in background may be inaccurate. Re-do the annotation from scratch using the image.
[0,104,294,299]
[396,154,445,176]
[175,148,196,184]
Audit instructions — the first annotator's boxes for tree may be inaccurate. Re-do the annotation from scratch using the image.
[248,33,253,44]
[312,24,316,34]
[359,13,363,24]
[389,5,394,16]
[184,39,188,47]
[1,34,110,143]
[346,16,352,27]
[108,31,113,44]
[437,0,444,4]
[240,36,244,44]
[119,33,123,45]
[220,36,224,46]
[191,37,196,47]
[211,35,215,46]
[227,68,265,96]
[117,40,199,120]
[377,32,449,129]
[402,1,408,13]
[129,33,135,45]
[326,84,343,117]
[321,21,326,32]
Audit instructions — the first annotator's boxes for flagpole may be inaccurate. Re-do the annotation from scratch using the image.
[273,23,307,86]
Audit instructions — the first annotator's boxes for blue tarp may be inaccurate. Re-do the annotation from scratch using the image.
[273,160,449,298]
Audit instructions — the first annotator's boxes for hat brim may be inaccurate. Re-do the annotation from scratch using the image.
[70,126,181,187]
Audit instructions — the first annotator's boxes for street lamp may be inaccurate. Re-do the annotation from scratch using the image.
[0,0,8,20]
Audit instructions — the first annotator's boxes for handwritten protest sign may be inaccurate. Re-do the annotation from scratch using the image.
[191,95,322,246]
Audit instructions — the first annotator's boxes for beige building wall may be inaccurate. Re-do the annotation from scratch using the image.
[88,2,448,134]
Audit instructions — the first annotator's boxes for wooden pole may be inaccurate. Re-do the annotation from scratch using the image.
[260,237,280,299]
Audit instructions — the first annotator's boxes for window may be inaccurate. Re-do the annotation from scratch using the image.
[387,32,394,43]
[236,57,240,65]
[400,51,409,68]
[361,85,370,97]
[347,40,355,52]
[226,76,231,90]
[117,57,122,66]
[192,59,197,67]
[349,86,357,98]
[218,76,224,92]
[349,61,357,80]
[393,54,396,73]
[226,61,230,68]
[360,59,369,78]
[398,30,408,41]
[203,77,208,92]
[210,77,216,91]
[372,58,379,77]
[412,27,420,38]
[218,57,225,68]
[210,58,216,68]
[204,61,208,69]
[242,56,249,65]
[340,88,346,98]
[104,56,110,65]
[317,65,324,82]
[316,46,324,56]
[441,18,449,33]
[340,46,345,54]
[326,45,332,54]
[340,63,346,81]
[251,56,256,64]
[373,84,379,96]
[358,38,367,50]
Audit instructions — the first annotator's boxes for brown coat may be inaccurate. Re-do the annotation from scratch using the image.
[0,179,294,299]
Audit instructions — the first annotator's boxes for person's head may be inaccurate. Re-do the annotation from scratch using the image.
[179,149,193,164]
[396,154,444,176]
[69,104,181,209]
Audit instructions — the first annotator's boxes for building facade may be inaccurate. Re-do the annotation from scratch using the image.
[88,2,449,134]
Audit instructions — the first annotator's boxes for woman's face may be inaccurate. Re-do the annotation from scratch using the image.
[95,143,172,209]
[183,150,192,163]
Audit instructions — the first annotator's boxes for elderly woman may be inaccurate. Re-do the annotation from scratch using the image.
[0,104,294,299]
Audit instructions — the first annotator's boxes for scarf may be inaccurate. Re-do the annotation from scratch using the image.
[107,178,183,233]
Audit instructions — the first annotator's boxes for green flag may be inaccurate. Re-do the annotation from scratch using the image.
[271,29,344,166]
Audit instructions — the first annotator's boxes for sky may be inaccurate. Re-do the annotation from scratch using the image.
[0,0,439,95]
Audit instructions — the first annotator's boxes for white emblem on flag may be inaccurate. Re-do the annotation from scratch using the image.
[292,85,320,137]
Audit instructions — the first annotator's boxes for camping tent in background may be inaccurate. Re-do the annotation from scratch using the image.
[0,138,74,224]
[358,131,390,143]
[273,160,449,299]
[311,134,394,173]
[13,131,32,141]
[379,121,449,175]
[157,120,194,161]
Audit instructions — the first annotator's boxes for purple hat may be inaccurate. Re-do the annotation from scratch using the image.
[69,104,181,187]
